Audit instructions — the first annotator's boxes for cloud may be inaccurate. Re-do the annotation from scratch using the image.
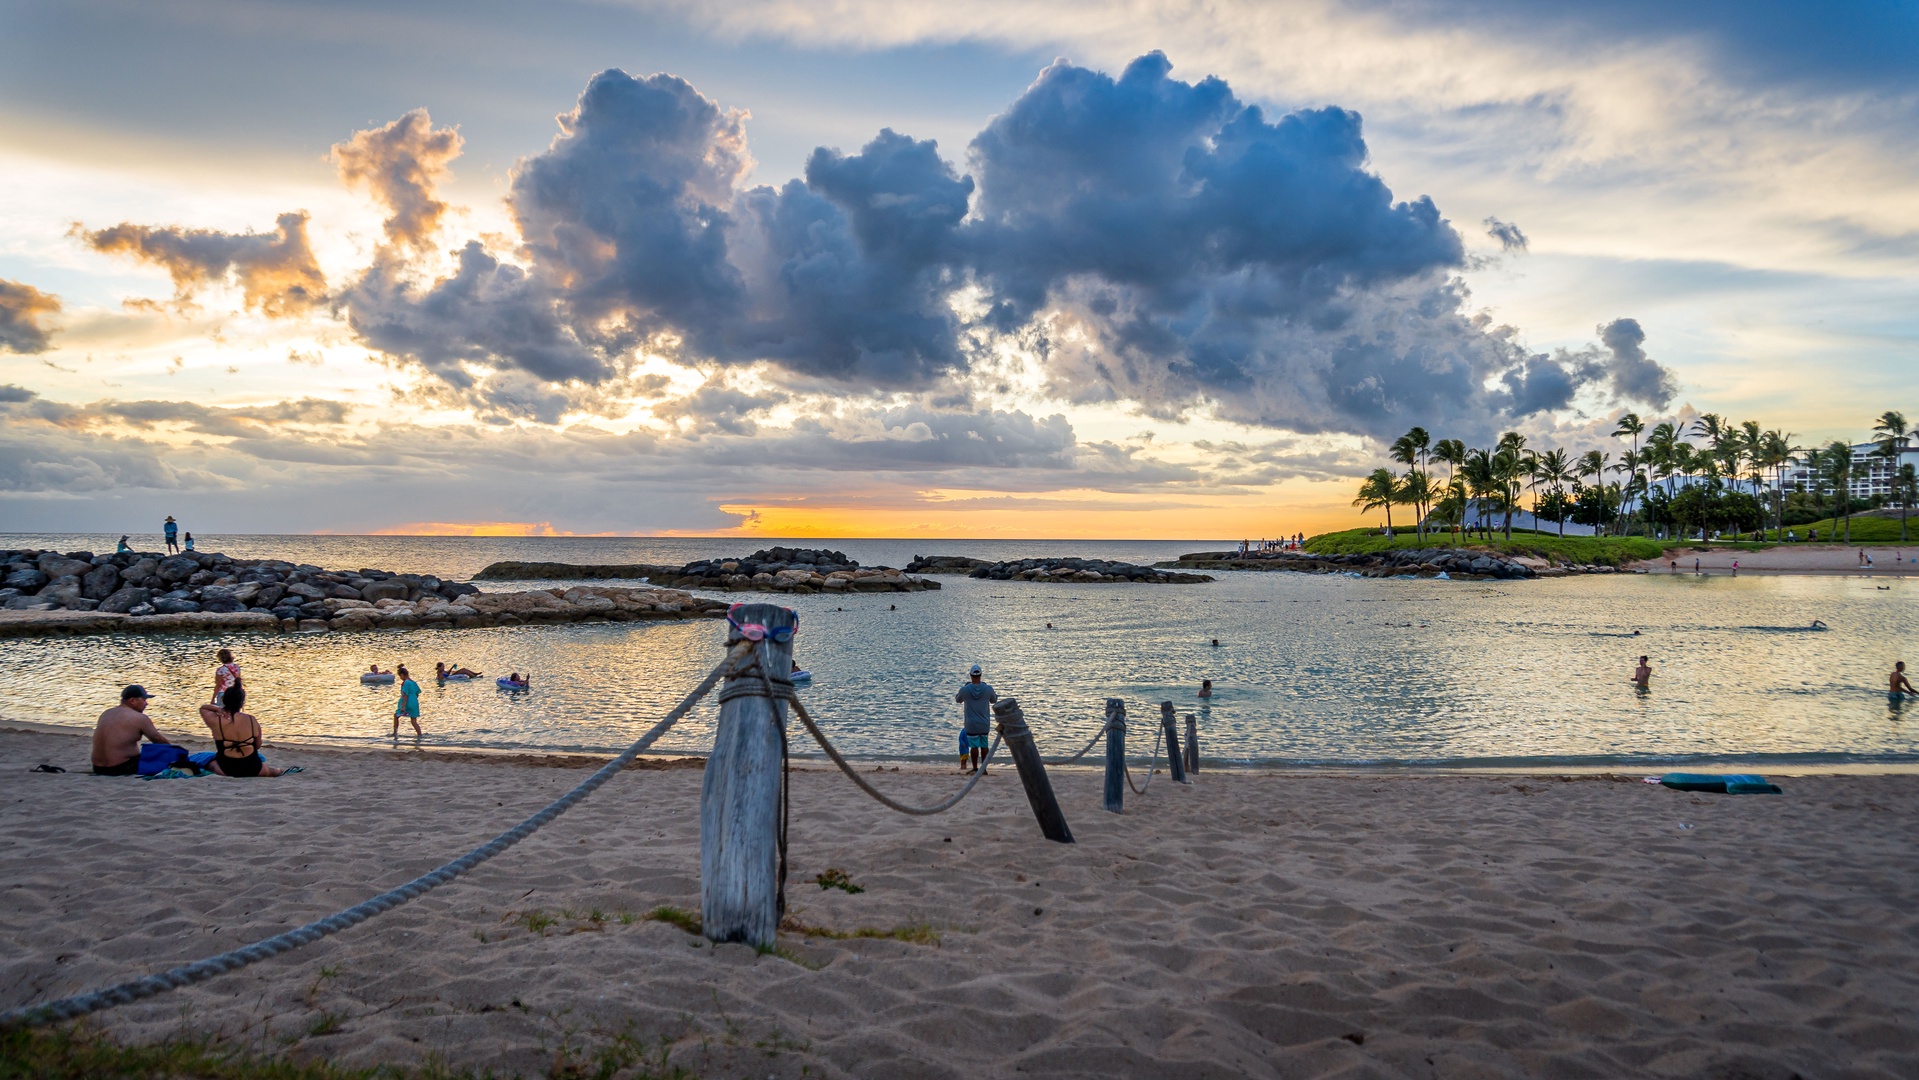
[331,108,463,249]
[1484,217,1529,251]
[80,212,327,316]
[1597,316,1679,407]
[0,384,39,402]
[0,279,62,353]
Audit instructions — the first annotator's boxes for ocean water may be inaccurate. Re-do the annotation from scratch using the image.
[4,534,1916,770]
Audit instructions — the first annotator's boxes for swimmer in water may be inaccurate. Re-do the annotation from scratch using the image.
[1633,655,1652,688]
[1211,638,1220,647]
[1811,619,1828,630]
[1893,662,1916,699]
[1198,679,1213,699]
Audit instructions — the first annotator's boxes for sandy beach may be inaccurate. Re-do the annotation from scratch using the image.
[5,727,1918,1078]
[1628,543,1919,576]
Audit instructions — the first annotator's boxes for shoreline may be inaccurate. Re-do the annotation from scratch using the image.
[5,723,1916,1078]
[15,723,1918,777]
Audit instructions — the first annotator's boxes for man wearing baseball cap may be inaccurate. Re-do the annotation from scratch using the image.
[954,664,997,775]
[91,685,173,776]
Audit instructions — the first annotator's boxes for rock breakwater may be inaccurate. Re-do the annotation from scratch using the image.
[476,547,938,593]
[0,547,729,637]
[901,555,992,574]
[967,557,1213,584]
[1162,548,1628,579]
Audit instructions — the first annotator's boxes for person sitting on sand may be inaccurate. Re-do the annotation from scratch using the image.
[1633,655,1652,688]
[1199,679,1213,699]
[393,666,422,736]
[200,685,285,777]
[1893,662,1916,699]
[91,685,172,776]
[955,664,996,775]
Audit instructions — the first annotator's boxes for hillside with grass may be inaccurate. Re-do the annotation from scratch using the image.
[1304,528,1671,566]
[1763,512,1918,544]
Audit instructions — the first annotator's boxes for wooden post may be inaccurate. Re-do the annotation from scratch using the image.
[1184,712,1200,775]
[701,602,794,947]
[994,697,1074,843]
[1103,698,1126,814]
[1160,701,1188,784]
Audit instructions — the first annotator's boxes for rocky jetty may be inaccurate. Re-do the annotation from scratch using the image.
[476,547,938,593]
[901,555,993,574]
[1163,548,1568,579]
[0,547,729,637]
[967,557,1213,584]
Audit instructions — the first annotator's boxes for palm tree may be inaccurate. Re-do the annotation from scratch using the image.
[1462,449,1499,538]
[1354,468,1400,534]
[1494,432,1528,540]
[1390,428,1432,538]
[1433,439,1466,538]
[1757,429,1797,538]
[1613,412,1644,533]
[1874,411,1910,542]
[1398,470,1435,539]
[1533,448,1574,536]
[1825,439,1855,544]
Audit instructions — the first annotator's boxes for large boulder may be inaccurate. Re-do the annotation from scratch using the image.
[198,596,246,613]
[360,579,411,603]
[38,555,94,580]
[326,584,364,600]
[81,564,121,600]
[150,597,202,614]
[123,557,159,582]
[3,567,48,592]
[3,597,58,610]
[253,583,287,609]
[201,582,261,606]
[157,555,200,583]
[98,587,154,614]
[284,582,327,601]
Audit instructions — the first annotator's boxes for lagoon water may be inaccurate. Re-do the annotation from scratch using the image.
[3,533,1916,770]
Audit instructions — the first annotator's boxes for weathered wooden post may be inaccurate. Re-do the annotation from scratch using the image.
[701,602,794,946]
[994,697,1074,843]
[1102,698,1126,814]
[1160,701,1188,784]
[1184,712,1200,775]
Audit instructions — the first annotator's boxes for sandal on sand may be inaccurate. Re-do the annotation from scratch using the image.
[30,764,66,773]
[281,766,305,775]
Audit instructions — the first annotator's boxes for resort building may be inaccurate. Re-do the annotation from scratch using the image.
[1775,440,1919,503]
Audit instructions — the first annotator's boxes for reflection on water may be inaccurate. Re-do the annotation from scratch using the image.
[1,535,1915,768]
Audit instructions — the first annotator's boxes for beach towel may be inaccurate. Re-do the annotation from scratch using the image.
[1658,773,1782,794]
[137,744,190,775]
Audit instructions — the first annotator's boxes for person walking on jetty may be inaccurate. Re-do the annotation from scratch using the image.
[394,666,423,736]
[955,664,996,775]
[164,515,179,553]
[91,685,172,776]
[211,648,241,705]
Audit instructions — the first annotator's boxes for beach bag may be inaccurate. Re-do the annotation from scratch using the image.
[137,744,190,775]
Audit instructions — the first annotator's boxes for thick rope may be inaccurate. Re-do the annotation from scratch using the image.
[1123,726,1164,796]
[0,642,753,1031]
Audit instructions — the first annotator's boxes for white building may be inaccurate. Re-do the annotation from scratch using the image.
[1776,441,1919,503]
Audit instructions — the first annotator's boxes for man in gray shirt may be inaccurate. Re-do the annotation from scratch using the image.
[955,664,996,774]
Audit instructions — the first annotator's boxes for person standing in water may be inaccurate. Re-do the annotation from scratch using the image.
[211,648,241,705]
[954,664,996,774]
[1198,679,1213,699]
[1892,662,1916,700]
[164,516,179,553]
[1633,655,1652,688]
[393,665,422,736]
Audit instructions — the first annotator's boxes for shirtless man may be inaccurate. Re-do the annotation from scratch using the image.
[1632,656,1652,688]
[91,685,171,775]
[1892,662,1916,699]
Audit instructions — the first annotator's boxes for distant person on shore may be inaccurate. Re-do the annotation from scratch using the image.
[1633,656,1652,688]
[164,516,179,553]
[393,666,422,736]
[955,664,996,775]
[91,685,172,775]
[1199,679,1213,699]
[1892,662,1916,700]
[184,532,195,551]
[212,648,241,705]
[1694,558,1700,574]
[200,685,285,777]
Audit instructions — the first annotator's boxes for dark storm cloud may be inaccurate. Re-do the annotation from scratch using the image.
[322,55,1659,437]
[80,212,326,316]
[1598,317,1679,407]
[332,108,463,250]
[0,279,62,353]
[1484,216,1529,251]
[0,383,38,402]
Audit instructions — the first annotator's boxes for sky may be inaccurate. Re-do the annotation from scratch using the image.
[1,0,1915,540]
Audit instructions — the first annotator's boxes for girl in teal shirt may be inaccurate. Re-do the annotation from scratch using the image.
[393,666,422,737]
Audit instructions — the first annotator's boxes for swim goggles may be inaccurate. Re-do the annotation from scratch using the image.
[727,608,794,643]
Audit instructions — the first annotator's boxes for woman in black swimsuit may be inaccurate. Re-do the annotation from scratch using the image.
[198,685,284,777]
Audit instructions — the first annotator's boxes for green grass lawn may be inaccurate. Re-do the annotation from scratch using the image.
[1762,513,1919,544]
[1304,528,1672,566]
